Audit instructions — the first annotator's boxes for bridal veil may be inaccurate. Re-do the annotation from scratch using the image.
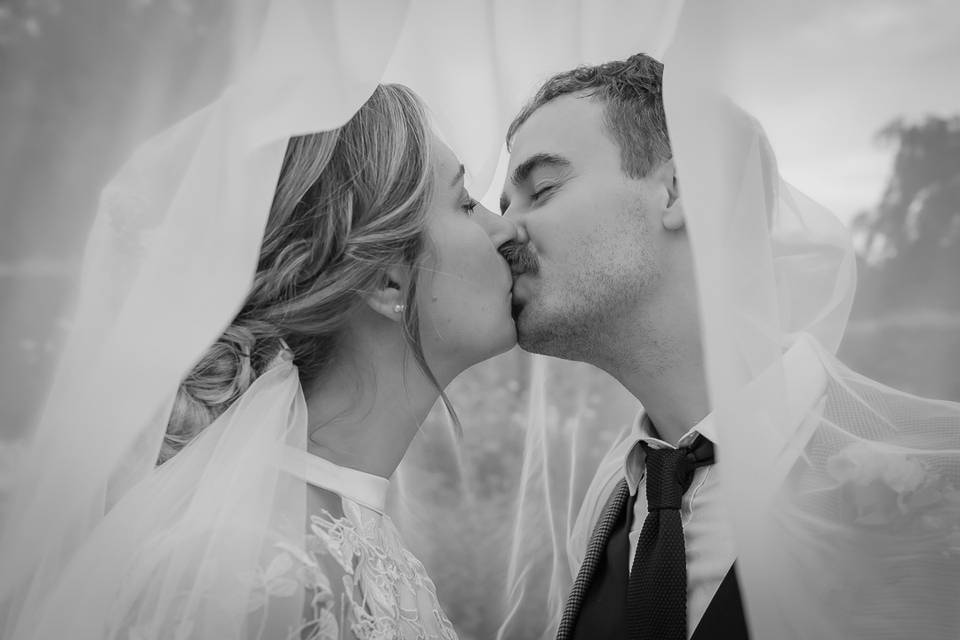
[1,1,957,639]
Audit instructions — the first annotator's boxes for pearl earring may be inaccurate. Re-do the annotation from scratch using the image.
[394,304,406,314]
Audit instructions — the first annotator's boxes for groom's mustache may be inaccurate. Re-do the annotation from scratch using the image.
[500,241,540,276]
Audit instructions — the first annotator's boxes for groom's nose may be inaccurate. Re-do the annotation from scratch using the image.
[475,205,528,249]
[512,219,529,245]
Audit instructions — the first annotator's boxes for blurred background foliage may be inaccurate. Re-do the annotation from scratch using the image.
[842,115,960,400]
[1,2,958,638]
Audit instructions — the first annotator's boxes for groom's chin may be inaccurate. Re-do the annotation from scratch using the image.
[512,310,551,356]
[512,299,559,356]
[516,331,564,359]
[513,309,587,361]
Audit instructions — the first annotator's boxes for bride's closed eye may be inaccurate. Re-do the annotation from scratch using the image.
[461,193,479,215]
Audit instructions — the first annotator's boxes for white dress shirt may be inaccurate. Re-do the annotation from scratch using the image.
[623,412,736,635]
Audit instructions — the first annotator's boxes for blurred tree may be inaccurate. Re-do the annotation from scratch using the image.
[842,115,960,400]
[851,115,960,313]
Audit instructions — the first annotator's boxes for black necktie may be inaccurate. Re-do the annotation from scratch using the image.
[627,435,715,640]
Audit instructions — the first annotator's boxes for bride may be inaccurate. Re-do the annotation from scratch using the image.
[1,83,520,640]
[158,83,522,638]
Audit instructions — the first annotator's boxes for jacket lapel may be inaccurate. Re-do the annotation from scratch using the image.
[556,479,630,640]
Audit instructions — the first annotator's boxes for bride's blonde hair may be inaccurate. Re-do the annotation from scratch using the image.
[161,84,442,463]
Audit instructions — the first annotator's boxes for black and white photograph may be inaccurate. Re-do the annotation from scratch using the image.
[1,1,959,639]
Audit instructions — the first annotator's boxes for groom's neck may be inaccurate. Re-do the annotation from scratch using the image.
[602,332,711,446]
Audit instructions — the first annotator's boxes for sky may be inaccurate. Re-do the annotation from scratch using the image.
[727,0,960,223]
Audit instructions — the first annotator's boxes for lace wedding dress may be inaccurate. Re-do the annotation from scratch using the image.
[265,449,459,640]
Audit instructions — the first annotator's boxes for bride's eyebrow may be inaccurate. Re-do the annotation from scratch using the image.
[450,164,465,188]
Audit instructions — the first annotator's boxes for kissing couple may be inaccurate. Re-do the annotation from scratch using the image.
[3,35,959,640]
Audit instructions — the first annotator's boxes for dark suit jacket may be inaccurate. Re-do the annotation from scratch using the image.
[557,479,749,640]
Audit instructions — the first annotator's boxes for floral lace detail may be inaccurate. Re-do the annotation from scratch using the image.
[826,440,960,545]
[246,499,458,640]
[313,500,458,640]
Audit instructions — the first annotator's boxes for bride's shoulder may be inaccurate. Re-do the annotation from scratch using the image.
[308,484,346,521]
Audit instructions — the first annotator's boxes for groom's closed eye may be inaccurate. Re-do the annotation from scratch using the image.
[501,153,573,214]
[530,182,557,203]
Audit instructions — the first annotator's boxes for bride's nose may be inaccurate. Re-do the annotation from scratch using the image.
[474,204,527,249]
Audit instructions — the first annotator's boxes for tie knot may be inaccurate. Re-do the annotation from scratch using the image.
[642,437,715,511]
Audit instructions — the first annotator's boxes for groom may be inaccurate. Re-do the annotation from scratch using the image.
[500,54,750,640]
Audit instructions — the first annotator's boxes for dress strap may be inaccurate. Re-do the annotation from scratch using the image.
[281,447,389,515]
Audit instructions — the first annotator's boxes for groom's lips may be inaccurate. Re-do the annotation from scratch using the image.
[510,276,528,321]
[511,298,523,322]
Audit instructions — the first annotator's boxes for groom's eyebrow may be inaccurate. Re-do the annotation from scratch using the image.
[509,153,570,187]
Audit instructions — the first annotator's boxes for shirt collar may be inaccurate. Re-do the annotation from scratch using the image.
[622,336,825,496]
[624,412,715,495]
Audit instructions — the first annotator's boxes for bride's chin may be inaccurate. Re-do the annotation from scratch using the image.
[468,323,518,367]
[489,321,519,358]
[492,335,518,359]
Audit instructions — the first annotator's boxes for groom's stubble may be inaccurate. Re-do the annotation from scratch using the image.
[507,197,663,368]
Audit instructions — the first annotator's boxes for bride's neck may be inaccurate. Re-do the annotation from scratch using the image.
[302,332,448,479]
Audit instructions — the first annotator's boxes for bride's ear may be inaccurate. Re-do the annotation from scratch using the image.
[656,159,685,231]
[363,266,411,322]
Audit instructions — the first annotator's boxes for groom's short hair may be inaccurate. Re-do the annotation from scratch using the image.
[506,53,671,179]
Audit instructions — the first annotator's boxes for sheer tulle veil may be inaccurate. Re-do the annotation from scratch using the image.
[659,2,960,637]
[0,1,679,637]
[1,1,958,639]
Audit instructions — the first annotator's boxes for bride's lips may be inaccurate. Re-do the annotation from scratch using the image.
[502,263,515,296]
[510,275,529,320]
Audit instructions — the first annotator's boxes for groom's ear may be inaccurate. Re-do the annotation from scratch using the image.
[655,158,684,231]
[363,266,410,323]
